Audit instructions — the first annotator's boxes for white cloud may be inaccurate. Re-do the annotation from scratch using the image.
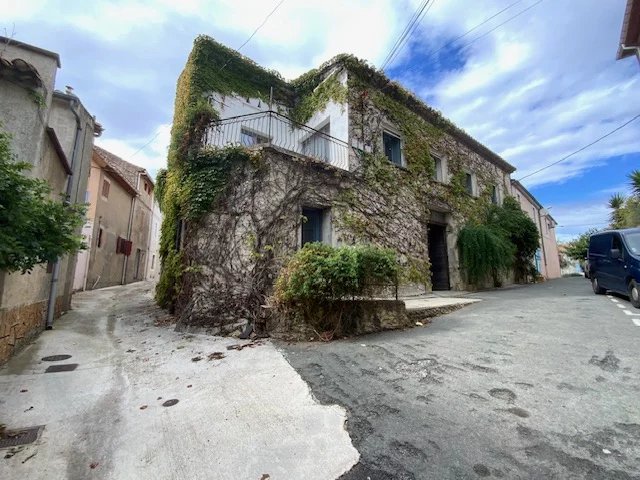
[3,0,638,196]
[96,123,171,177]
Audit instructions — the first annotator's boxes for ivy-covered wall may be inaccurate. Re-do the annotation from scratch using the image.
[159,35,520,330]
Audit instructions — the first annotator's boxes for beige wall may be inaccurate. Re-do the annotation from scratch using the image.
[511,183,561,280]
[86,165,135,289]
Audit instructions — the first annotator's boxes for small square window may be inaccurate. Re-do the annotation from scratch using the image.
[241,128,269,146]
[432,155,446,182]
[465,173,474,195]
[383,132,402,166]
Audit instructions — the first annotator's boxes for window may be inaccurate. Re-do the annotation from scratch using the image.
[383,131,402,166]
[465,173,474,195]
[101,179,110,199]
[432,155,446,182]
[491,185,498,204]
[302,208,325,246]
[151,254,155,270]
[241,128,269,146]
[302,123,330,162]
[612,235,622,253]
[97,228,104,248]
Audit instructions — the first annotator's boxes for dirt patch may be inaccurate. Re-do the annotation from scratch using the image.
[589,351,620,372]
[489,388,517,403]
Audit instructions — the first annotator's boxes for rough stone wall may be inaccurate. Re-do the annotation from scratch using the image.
[178,148,348,333]
[346,78,513,291]
[0,296,63,364]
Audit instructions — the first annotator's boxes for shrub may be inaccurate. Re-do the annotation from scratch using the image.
[274,243,398,305]
[457,224,514,287]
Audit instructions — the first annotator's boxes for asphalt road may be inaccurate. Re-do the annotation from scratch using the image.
[281,277,640,479]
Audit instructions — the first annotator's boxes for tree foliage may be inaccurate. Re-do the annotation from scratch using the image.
[607,170,640,230]
[0,128,85,273]
[458,197,539,286]
[563,228,599,261]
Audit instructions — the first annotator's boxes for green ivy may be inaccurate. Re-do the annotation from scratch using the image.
[290,72,348,125]
[457,225,514,287]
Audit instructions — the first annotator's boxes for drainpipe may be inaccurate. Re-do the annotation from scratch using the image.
[537,210,547,279]
[121,190,137,285]
[45,97,82,330]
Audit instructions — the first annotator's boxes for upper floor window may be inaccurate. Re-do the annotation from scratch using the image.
[241,127,269,146]
[465,173,474,196]
[101,179,110,199]
[383,131,402,166]
[432,155,446,182]
[491,185,498,204]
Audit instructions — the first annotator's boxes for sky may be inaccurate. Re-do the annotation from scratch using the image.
[2,0,639,242]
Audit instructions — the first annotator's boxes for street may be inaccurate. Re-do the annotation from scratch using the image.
[283,277,640,479]
[0,282,358,480]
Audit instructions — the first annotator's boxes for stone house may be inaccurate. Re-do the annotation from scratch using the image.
[73,146,159,290]
[511,180,561,280]
[0,36,101,362]
[162,37,549,332]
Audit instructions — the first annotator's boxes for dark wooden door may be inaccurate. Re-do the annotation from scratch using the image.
[428,223,450,291]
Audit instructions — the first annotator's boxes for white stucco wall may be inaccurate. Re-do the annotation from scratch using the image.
[205,68,350,170]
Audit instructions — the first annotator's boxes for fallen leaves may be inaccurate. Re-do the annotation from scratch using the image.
[208,352,225,360]
[191,356,203,362]
[226,341,264,351]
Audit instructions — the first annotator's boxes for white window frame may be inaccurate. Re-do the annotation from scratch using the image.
[240,126,270,146]
[432,153,448,183]
[382,128,403,167]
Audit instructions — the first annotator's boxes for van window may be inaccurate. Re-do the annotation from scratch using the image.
[623,232,640,255]
[590,234,611,255]
[612,235,622,251]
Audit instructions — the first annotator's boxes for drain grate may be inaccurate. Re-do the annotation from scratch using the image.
[0,426,43,449]
[45,363,78,373]
[41,354,72,362]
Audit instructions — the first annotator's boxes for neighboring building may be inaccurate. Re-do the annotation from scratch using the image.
[558,244,584,277]
[74,146,158,290]
[166,37,522,331]
[0,36,101,363]
[511,180,562,280]
[617,0,640,64]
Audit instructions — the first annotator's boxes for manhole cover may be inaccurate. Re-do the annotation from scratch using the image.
[162,399,179,407]
[0,426,43,449]
[41,354,72,362]
[45,363,78,373]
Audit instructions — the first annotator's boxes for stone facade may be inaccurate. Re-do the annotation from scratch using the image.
[168,39,529,333]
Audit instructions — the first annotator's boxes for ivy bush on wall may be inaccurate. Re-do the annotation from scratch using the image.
[457,197,539,286]
[273,243,398,334]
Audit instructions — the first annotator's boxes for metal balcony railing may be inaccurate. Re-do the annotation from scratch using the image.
[204,111,351,170]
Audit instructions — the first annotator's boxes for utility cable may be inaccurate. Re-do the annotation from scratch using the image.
[380,0,434,71]
[517,113,640,182]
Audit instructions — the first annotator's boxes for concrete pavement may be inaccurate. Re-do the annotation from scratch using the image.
[0,282,359,480]
[283,277,640,479]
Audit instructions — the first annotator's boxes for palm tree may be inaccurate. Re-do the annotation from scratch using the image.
[629,169,640,198]
[608,193,626,228]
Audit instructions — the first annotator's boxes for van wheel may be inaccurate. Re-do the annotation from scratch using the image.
[592,276,605,295]
[629,280,640,308]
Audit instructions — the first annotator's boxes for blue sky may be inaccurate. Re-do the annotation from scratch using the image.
[2,0,639,241]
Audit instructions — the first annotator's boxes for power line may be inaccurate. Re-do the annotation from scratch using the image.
[424,0,528,62]
[380,0,435,71]
[219,0,287,73]
[517,113,640,182]
[380,0,542,92]
[131,130,162,158]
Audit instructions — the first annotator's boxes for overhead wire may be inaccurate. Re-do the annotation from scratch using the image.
[517,114,640,182]
[380,0,434,71]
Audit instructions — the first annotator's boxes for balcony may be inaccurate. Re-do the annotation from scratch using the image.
[205,111,351,170]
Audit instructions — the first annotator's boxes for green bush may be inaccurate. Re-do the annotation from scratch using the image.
[457,224,514,286]
[274,243,398,305]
